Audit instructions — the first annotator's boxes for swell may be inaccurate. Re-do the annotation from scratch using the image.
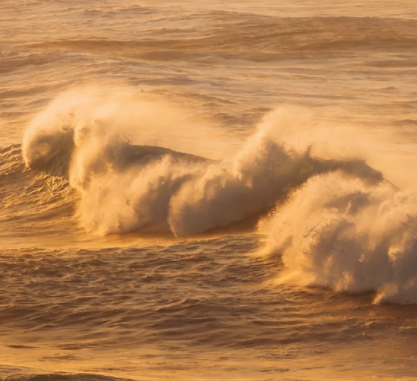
[0,144,77,243]
[3,373,133,381]
[24,16,417,61]
[0,49,60,75]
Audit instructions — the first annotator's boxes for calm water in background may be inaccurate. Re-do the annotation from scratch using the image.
[2,1,417,380]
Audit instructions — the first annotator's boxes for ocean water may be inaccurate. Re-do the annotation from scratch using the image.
[2,1,417,380]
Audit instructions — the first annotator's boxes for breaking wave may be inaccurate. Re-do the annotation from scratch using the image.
[21,87,417,303]
[22,87,382,236]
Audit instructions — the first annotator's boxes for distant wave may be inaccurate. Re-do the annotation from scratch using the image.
[4,373,133,381]
[25,16,417,62]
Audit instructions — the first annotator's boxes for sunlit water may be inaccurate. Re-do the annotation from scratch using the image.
[2,1,417,380]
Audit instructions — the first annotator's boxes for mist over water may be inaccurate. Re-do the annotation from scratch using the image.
[2,0,417,380]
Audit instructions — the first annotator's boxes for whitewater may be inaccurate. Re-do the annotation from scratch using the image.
[2,1,417,380]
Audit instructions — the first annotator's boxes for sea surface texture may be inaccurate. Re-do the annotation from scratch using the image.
[2,1,417,380]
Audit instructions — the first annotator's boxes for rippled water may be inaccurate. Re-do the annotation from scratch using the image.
[2,1,417,380]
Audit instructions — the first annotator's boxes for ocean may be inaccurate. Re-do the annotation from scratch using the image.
[2,1,417,380]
